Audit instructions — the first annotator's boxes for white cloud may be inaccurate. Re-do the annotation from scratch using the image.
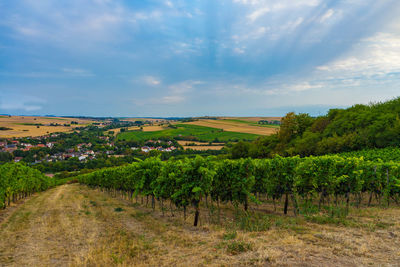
[281,17,304,31]
[165,1,173,8]
[143,76,161,86]
[2,0,165,50]
[234,47,245,54]
[0,94,45,111]
[320,9,334,23]
[169,80,202,94]
[157,80,203,105]
[247,7,270,22]
[316,32,400,77]
[288,82,322,92]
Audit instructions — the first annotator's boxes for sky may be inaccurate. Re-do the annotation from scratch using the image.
[1,0,400,117]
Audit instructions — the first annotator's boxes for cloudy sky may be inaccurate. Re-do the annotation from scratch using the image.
[1,0,400,117]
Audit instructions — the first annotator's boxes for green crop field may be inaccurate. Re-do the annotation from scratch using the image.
[116,124,260,142]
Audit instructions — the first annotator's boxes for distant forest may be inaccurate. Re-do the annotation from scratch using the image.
[231,97,400,158]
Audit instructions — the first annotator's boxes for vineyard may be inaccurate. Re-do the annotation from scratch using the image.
[1,152,400,265]
[338,147,400,162]
[78,152,400,226]
[0,163,53,209]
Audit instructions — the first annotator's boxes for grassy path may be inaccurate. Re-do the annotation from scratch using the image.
[0,184,400,266]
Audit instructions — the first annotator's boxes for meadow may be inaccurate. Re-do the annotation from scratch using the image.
[116,124,260,142]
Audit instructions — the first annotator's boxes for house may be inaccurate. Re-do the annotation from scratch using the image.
[79,155,88,161]
[46,142,54,148]
[14,157,23,162]
[141,146,151,153]
[5,144,17,153]
[21,143,33,148]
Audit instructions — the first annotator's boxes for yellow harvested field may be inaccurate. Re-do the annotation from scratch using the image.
[178,140,225,150]
[183,145,224,150]
[182,119,278,135]
[222,116,281,122]
[122,118,168,123]
[142,125,166,132]
[177,141,225,146]
[0,116,93,138]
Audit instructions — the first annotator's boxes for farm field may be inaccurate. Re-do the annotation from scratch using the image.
[0,116,93,138]
[117,124,260,142]
[220,119,280,128]
[181,145,225,151]
[222,116,282,122]
[182,119,278,135]
[0,184,399,266]
[177,140,225,151]
[109,125,167,136]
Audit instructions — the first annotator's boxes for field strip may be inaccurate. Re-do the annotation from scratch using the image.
[182,120,278,135]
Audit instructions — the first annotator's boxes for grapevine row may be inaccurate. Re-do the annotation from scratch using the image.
[0,163,54,209]
[78,155,400,226]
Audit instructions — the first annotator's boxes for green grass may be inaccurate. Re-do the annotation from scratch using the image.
[116,124,260,142]
[222,119,280,128]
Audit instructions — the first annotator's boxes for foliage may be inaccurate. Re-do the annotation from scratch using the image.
[78,151,400,226]
[0,163,53,209]
[231,97,400,157]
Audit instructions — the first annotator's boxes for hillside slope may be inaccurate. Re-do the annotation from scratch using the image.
[0,184,399,266]
[232,97,400,158]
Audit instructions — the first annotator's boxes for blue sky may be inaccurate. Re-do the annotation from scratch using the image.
[1,0,400,117]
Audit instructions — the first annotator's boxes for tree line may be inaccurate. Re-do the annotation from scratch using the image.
[231,97,400,158]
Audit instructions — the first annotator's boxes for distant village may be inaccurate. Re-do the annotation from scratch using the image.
[0,132,177,164]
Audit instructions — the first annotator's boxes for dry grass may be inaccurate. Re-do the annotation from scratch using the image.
[182,119,278,136]
[1,185,399,266]
[182,145,225,151]
[177,141,225,151]
[122,118,168,123]
[0,116,93,138]
[177,141,225,146]
[141,126,166,132]
[222,117,282,122]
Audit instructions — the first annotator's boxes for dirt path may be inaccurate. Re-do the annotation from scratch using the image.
[0,185,103,266]
[0,185,400,266]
